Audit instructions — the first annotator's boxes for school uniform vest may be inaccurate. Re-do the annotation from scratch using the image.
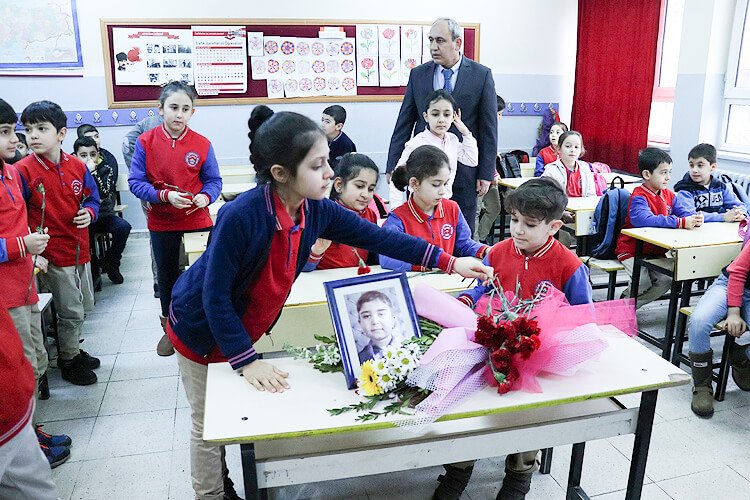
[392,197,461,260]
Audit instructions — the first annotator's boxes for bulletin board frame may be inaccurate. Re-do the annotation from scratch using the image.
[100,18,480,108]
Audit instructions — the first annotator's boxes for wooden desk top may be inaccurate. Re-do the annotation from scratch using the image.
[498,172,641,191]
[286,265,472,307]
[221,183,257,196]
[620,223,741,250]
[183,231,211,254]
[203,329,689,443]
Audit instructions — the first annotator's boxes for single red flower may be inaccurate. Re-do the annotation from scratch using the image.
[490,348,512,372]
[514,317,540,338]
[496,380,513,394]
[517,336,537,360]
[530,334,541,350]
[475,315,498,349]
[357,265,371,275]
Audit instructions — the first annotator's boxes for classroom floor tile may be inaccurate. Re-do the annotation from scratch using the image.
[37,234,750,499]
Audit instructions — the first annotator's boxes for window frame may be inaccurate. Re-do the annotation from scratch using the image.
[648,0,679,144]
[721,0,750,154]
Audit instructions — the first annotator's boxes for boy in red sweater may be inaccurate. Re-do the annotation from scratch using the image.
[15,101,102,386]
[437,178,593,500]
[615,148,702,308]
[0,299,60,498]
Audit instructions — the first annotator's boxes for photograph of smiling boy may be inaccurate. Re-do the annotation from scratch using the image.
[351,289,412,364]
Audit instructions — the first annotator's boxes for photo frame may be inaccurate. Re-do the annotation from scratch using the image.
[324,271,421,389]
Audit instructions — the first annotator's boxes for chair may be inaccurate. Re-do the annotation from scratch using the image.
[580,256,626,300]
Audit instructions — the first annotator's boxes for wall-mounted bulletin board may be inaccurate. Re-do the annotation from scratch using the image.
[100,19,480,108]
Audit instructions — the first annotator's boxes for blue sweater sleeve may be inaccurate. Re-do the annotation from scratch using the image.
[562,265,593,305]
[453,210,486,258]
[82,168,101,222]
[302,259,320,272]
[378,214,412,271]
[0,240,10,264]
[198,144,223,203]
[127,139,160,203]
[534,155,545,177]
[457,253,491,305]
[673,191,697,217]
[630,195,681,228]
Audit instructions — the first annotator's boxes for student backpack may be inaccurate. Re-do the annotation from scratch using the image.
[497,153,522,178]
[589,176,631,259]
[720,173,750,207]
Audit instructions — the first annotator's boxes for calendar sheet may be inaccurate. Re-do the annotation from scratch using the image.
[192,26,247,95]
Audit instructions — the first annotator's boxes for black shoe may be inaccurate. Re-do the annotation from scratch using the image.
[99,258,124,285]
[434,464,474,500]
[79,349,101,369]
[496,469,533,500]
[223,476,243,500]
[38,371,50,400]
[153,283,160,299]
[59,353,97,386]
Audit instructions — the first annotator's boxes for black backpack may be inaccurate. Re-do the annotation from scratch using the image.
[497,153,521,178]
[589,176,631,259]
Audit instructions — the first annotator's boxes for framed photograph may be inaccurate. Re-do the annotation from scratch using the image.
[324,271,421,389]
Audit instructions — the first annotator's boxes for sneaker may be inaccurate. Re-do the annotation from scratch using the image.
[153,283,160,299]
[79,349,101,369]
[59,353,97,386]
[36,425,72,448]
[41,444,71,469]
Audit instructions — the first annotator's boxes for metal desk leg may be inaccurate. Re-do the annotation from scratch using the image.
[629,240,644,300]
[671,280,694,365]
[540,447,553,474]
[566,442,587,500]
[241,443,268,500]
[662,280,682,359]
[497,203,507,242]
[625,390,658,500]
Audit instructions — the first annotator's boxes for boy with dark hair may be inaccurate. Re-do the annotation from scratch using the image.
[673,143,748,223]
[321,105,356,167]
[615,148,702,308]
[15,100,102,386]
[15,132,28,157]
[77,123,119,175]
[74,136,132,284]
[436,178,592,500]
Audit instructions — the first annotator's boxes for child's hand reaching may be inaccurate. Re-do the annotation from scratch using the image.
[34,255,48,273]
[684,213,703,229]
[452,257,494,282]
[311,238,332,255]
[23,231,49,255]
[725,307,747,337]
[167,191,193,209]
[723,206,747,222]
[453,110,471,137]
[73,208,92,228]
[192,193,210,208]
[241,359,290,393]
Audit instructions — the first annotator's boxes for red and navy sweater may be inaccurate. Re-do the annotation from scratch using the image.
[615,184,689,261]
[128,125,222,232]
[458,237,592,307]
[16,152,100,267]
[304,200,378,271]
[0,298,36,447]
[168,184,458,370]
[0,159,37,308]
[380,196,488,271]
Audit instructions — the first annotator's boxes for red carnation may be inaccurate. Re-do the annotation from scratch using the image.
[475,315,498,349]
[517,336,537,360]
[490,348,512,372]
[496,380,513,395]
[514,317,540,338]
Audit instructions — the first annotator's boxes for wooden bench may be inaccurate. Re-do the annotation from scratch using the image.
[672,306,735,401]
[580,257,625,300]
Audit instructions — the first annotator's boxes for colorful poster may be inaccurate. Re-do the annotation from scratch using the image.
[400,55,419,86]
[192,26,247,95]
[379,55,399,87]
[378,25,400,55]
[401,25,422,56]
[247,31,264,56]
[267,78,284,99]
[357,55,378,86]
[264,36,281,56]
[356,25,378,55]
[112,28,194,86]
[250,56,268,80]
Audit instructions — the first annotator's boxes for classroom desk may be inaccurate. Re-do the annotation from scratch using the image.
[497,172,641,191]
[253,266,472,353]
[203,329,689,500]
[221,182,257,200]
[183,231,211,266]
[621,223,742,360]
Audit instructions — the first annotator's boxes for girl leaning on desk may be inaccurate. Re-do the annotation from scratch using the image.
[163,105,494,499]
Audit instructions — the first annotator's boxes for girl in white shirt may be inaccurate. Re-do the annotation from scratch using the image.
[389,90,478,209]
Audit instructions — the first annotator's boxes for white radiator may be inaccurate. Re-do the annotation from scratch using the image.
[717,169,750,198]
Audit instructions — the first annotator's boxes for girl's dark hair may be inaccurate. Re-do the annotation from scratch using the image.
[248,109,324,183]
[423,89,457,113]
[158,81,197,106]
[550,121,569,134]
[391,145,449,192]
[331,153,379,201]
[556,130,585,157]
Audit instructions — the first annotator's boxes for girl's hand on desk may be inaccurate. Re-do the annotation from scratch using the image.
[241,359,290,393]
[725,308,747,337]
[311,238,332,255]
[453,257,494,282]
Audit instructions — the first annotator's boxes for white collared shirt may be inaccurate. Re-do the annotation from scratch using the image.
[433,55,462,91]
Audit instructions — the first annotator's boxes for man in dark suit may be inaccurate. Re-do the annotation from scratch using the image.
[386,17,498,233]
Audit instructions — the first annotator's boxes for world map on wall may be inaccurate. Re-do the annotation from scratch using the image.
[0,0,83,70]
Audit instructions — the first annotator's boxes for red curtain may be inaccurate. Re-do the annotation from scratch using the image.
[571,0,662,173]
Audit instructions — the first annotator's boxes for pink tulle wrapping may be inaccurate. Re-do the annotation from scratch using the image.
[405,286,638,425]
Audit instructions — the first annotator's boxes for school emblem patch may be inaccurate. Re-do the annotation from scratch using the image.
[534,280,554,298]
[440,223,454,240]
[184,152,200,167]
[71,179,83,196]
